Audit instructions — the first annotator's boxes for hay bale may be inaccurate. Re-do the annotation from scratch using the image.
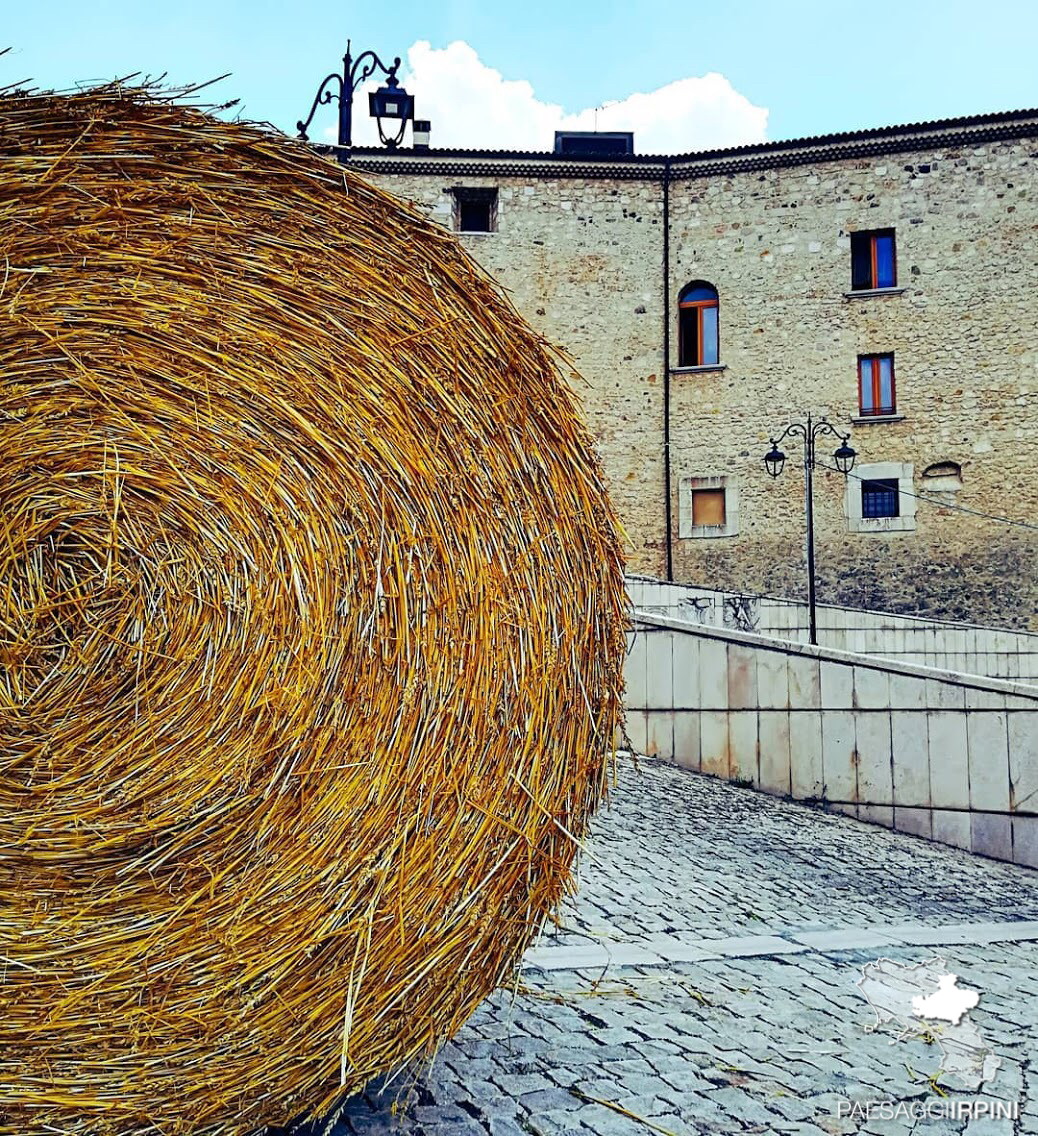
[0,87,626,1135]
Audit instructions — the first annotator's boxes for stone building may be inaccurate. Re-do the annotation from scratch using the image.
[351,110,1038,628]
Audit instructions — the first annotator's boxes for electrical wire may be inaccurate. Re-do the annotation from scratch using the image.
[813,459,1038,532]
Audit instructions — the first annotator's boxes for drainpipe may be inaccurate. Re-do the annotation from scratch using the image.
[662,158,674,581]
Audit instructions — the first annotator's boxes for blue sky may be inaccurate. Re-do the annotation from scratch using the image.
[4,1,1038,152]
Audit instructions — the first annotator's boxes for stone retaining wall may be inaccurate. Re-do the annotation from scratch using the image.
[626,611,1038,868]
[627,576,1038,684]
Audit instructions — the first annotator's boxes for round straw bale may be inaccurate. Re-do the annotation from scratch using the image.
[0,87,626,1135]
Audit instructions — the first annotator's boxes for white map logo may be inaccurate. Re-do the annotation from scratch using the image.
[857,957,1000,1090]
[912,973,979,1024]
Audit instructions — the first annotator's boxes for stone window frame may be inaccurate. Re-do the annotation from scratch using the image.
[679,474,740,539]
[845,461,917,533]
[451,186,498,234]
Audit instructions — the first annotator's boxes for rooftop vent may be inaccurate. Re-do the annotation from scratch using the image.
[553,131,634,156]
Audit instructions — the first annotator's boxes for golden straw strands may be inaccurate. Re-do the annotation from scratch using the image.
[0,85,626,1135]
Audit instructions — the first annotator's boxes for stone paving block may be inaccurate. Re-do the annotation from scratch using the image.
[883,920,1038,945]
[589,1026,646,1046]
[704,933,808,957]
[570,1102,648,1135]
[523,1114,583,1136]
[706,1085,783,1126]
[492,1072,559,1097]
[337,1116,401,1135]
[518,1087,584,1112]
[790,926,899,952]
[647,940,723,965]
[658,1068,717,1094]
[413,1104,485,1129]
[636,1113,698,1136]
[524,944,611,971]
[765,1091,819,1121]
[486,1120,532,1136]
[801,1095,858,1132]
[962,1115,1016,1136]
[860,1117,914,1135]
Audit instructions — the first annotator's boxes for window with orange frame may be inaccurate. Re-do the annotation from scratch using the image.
[678,281,719,367]
[858,353,896,416]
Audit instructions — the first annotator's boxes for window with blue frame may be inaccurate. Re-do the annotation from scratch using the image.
[858,353,896,416]
[678,281,719,367]
[861,478,901,518]
[851,229,896,290]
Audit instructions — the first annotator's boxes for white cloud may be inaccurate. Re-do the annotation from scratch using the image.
[334,40,768,154]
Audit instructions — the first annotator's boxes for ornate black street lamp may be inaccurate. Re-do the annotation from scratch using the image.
[297,40,415,156]
[764,414,856,645]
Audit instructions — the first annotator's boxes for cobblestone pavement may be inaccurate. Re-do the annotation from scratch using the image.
[296,757,1038,1136]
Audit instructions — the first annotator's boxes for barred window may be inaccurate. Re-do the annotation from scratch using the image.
[861,478,900,518]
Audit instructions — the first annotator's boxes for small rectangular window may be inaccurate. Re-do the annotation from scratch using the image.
[850,229,896,290]
[858,353,896,416]
[690,487,726,527]
[861,478,901,518]
[681,474,738,538]
[452,187,498,233]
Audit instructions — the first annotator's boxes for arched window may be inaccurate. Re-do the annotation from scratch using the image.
[678,281,719,367]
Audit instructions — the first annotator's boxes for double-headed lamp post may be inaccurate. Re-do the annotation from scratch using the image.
[764,414,857,646]
[296,39,416,157]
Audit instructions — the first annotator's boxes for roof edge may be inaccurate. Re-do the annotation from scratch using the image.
[343,105,1038,173]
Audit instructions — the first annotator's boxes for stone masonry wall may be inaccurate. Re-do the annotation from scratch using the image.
[361,133,1038,628]
[667,137,1038,629]
[364,172,668,574]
